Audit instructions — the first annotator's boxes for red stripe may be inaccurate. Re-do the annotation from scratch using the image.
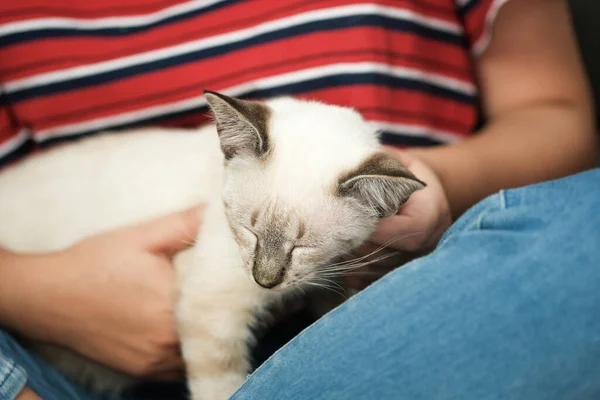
[1,0,459,79]
[16,27,471,127]
[464,0,495,47]
[27,85,476,141]
[296,86,474,135]
[0,0,456,24]
[0,110,19,143]
[0,0,186,22]
[27,81,475,138]
[127,84,477,136]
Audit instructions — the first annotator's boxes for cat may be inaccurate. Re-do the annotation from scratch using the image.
[0,91,426,400]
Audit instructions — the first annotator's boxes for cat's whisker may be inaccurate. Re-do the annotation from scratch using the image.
[308,277,347,298]
[303,280,346,298]
[319,248,404,273]
[318,231,424,271]
[318,251,403,277]
[291,283,307,296]
[315,277,345,291]
[337,270,383,276]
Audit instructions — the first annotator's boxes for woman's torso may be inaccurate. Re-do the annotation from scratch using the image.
[0,0,487,168]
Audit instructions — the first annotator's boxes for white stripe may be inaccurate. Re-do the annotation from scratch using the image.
[472,0,511,56]
[0,0,225,37]
[240,62,475,95]
[0,129,30,158]
[37,96,205,141]
[4,4,462,94]
[371,121,462,143]
[35,62,474,141]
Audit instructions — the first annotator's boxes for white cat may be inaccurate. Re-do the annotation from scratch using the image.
[0,92,425,400]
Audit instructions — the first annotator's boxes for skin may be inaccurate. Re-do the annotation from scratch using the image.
[348,0,598,289]
[16,387,42,400]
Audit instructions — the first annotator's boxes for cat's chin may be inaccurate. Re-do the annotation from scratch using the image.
[240,272,288,292]
[255,280,292,292]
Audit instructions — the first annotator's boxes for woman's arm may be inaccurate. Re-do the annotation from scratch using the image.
[358,0,598,269]
[0,248,61,338]
[409,0,598,217]
[0,206,202,379]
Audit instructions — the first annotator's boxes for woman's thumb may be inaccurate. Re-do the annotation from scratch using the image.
[139,205,205,256]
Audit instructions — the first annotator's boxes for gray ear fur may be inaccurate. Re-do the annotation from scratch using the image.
[204,90,271,160]
[338,152,426,218]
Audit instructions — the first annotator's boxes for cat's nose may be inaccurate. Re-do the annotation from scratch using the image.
[254,276,280,289]
[252,260,285,289]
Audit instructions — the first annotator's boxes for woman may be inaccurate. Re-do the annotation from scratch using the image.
[0,0,598,398]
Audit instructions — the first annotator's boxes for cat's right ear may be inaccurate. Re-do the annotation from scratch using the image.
[338,152,426,218]
[204,90,271,160]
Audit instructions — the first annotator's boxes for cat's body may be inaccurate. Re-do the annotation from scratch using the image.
[0,127,222,395]
[0,94,424,399]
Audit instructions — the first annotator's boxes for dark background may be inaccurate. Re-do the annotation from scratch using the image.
[569,0,600,130]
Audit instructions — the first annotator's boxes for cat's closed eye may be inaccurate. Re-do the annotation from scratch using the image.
[233,226,257,249]
[291,246,317,258]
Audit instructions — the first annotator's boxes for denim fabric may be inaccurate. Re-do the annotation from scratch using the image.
[0,350,26,400]
[2,169,599,400]
[0,332,109,400]
[232,169,600,400]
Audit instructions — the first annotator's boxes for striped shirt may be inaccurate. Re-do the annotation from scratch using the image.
[0,0,506,169]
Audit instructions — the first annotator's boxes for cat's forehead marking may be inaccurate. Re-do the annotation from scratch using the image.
[250,209,259,227]
[252,204,291,287]
[255,202,298,240]
[297,220,306,240]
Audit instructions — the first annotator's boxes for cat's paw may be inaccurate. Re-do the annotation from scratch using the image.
[188,374,246,400]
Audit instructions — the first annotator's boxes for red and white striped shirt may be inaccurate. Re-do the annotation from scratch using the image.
[0,0,507,168]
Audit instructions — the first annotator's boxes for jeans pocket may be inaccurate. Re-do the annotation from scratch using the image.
[437,192,503,248]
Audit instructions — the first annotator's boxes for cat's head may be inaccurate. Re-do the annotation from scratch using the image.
[205,90,426,290]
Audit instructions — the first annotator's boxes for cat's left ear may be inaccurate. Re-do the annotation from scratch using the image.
[204,90,271,160]
[338,152,426,218]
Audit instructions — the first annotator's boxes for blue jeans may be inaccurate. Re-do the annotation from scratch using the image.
[2,169,600,400]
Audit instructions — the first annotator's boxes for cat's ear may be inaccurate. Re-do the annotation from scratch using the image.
[338,152,426,218]
[204,90,271,160]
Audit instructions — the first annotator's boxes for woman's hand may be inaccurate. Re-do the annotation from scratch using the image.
[0,206,203,381]
[345,148,451,290]
[371,147,452,252]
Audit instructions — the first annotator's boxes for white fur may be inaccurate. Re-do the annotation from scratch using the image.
[0,97,420,399]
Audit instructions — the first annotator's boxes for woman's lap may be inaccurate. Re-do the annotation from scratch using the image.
[232,168,600,399]
[0,331,104,400]
[2,169,599,400]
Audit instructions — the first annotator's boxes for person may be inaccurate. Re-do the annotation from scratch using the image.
[0,0,598,399]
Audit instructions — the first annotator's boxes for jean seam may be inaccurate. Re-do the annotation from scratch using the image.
[439,192,505,248]
[0,362,15,388]
[475,210,484,231]
[499,189,507,210]
[0,358,27,400]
